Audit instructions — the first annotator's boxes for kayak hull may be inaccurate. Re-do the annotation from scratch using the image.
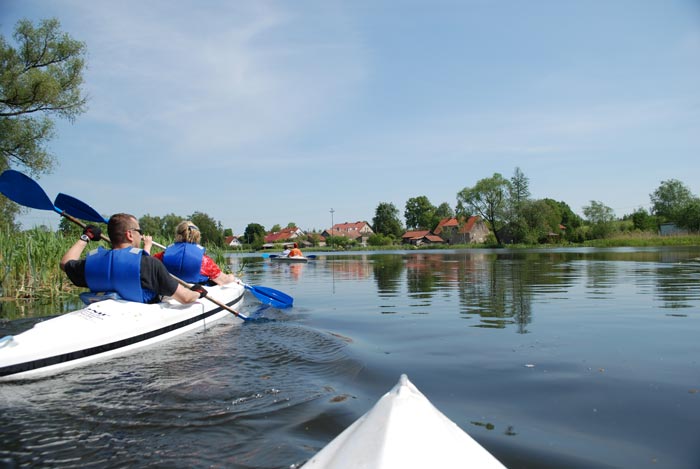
[271,256,309,263]
[303,374,507,469]
[0,283,245,381]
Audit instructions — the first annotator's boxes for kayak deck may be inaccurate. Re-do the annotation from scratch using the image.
[304,374,506,468]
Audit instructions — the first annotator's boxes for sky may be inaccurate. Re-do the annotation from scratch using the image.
[2,0,699,234]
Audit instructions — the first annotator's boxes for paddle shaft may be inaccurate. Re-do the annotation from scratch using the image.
[67,215,247,319]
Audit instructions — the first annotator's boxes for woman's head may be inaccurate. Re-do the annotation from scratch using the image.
[175,220,201,243]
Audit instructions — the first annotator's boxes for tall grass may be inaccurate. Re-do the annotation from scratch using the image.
[0,228,87,301]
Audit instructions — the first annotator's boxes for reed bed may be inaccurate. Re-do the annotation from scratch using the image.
[0,228,90,301]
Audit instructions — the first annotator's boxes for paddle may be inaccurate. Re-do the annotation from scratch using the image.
[0,170,249,320]
[53,193,293,308]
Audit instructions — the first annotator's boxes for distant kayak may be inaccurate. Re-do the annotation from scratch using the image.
[270,255,309,263]
[304,374,507,468]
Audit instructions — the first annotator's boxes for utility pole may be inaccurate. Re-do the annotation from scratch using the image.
[329,208,335,250]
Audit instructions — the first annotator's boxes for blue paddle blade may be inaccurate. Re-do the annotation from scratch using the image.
[54,193,109,223]
[245,284,293,308]
[0,170,57,211]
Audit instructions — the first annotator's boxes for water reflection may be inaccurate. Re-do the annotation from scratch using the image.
[352,248,700,331]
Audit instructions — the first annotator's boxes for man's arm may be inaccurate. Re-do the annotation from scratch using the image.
[171,283,204,304]
[60,238,89,271]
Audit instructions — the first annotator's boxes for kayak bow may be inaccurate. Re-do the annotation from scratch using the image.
[304,374,507,468]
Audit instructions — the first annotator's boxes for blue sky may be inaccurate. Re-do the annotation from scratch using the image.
[2,1,699,234]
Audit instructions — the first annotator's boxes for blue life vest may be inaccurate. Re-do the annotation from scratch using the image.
[161,242,208,284]
[84,247,155,303]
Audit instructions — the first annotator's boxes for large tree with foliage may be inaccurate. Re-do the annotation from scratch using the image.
[583,200,616,239]
[404,196,437,230]
[650,179,695,224]
[0,18,87,229]
[372,202,404,238]
[1,18,87,173]
[456,173,511,245]
[435,202,454,220]
[190,211,224,246]
[243,223,266,248]
[509,167,530,209]
[677,198,700,232]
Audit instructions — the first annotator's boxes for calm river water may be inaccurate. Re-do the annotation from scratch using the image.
[1,247,700,468]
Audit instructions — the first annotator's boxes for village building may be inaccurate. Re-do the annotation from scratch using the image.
[401,216,490,246]
[322,221,374,246]
[224,235,242,248]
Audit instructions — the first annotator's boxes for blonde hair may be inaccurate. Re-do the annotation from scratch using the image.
[175,220,201,244]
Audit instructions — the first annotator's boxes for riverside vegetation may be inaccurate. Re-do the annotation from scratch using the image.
[2,227,698,308]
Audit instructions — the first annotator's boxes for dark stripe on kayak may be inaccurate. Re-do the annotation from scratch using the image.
[0,293,243,379]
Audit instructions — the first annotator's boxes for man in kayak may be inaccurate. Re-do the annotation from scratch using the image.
[60,213,206,304]
[288,242,304,258]
[152,220,240,285]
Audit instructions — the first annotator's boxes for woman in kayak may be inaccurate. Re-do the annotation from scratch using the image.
[152,220,240,286]
[288,242,304,258]
[60,213,206,304]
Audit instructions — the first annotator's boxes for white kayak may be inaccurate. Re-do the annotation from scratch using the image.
[304,374,507,469]
[271,255,309,263]
[0,283,245,382]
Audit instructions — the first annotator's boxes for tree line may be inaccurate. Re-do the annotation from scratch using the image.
[367,168,699,246]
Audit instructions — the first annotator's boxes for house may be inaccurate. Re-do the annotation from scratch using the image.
[264,226,305,244]
[401,230,445,246]
[456,216,490,243]
[224,235,242,248]
[401,216,490,246]
[323,221,374,246]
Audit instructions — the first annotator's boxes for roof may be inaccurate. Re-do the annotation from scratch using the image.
[324,228,363,240]
[433,217,459,234]
[402,230,431,239]
[264,226,303,243]
[332,221,371,232]
[459,216,481,233]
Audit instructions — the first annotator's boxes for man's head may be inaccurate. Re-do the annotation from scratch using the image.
[108,213,142,248]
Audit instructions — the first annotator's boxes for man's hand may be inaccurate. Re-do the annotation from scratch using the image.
[81,225,102,242]
[190,283,207,298]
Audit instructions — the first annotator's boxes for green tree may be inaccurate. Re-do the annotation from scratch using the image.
[650,179,694,223]
[583,200,616,239]
[456,173,511,245]
[58,215,84,237]
[404,196,436,230]
[629,208,657,232]
[521,199,562,243]
[270,224,281,233]
[162,213,183,239]
[372,202,404,238]
[509,167,530,209]
[0,198,20,232]
[139,214,163,238]
[1,18,87,174]
[243,223,266,248]
[435,202,454,220]
[190,211,223,246]
[677,198,700,232]
[1,18,88,230]
[368,233,394,246]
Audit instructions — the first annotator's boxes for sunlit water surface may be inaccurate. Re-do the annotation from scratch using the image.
[1,247,700,468]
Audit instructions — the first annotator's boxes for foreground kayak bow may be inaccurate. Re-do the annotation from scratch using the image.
[304,374,507,469]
